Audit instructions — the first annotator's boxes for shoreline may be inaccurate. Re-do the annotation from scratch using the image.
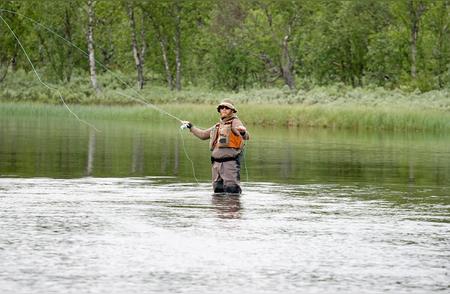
[1,102,448,132]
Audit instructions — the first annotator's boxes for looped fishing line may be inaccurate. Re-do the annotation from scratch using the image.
[0,14,100,132]
[0,9,251,185]
[0,8,184,125]
[0,9,201,183]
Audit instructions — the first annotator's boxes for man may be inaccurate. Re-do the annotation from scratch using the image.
[182,100,249,194]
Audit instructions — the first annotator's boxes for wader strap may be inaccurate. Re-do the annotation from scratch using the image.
[211,156,238,164]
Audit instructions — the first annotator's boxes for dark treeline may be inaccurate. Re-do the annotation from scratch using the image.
[0,0,448,93]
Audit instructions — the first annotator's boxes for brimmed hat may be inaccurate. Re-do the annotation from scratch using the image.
[217,99,237,113]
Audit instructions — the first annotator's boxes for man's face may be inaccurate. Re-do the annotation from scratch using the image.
[219,106,233,117]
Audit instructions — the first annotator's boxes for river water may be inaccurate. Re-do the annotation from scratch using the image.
[0,115,449,293]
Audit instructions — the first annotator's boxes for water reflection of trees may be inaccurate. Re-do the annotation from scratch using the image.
[82,126,186,177]
[159,132,181,176]
[132,133,144,174]
[2,119,449,187]
[86,128,96,176]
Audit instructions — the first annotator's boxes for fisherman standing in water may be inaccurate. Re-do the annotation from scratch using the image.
[182,100,249,194]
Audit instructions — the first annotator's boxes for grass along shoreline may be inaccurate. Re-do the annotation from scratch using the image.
[1,102,448,132]
[1,71,448,131]
[1,71,449,109]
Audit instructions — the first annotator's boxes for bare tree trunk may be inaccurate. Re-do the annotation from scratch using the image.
[281,34,296,90]
[259,53,281,86]
[174,2,182,91]
[158,35,174,90]
[87,0,100,93]
[127,2,145,90]
[408,0,426,79]
[140,13,147,73]
[160,37,174,90]
[262,4,296,90]
[149,14,174,90]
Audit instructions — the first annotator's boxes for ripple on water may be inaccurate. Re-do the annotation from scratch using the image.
[0,177,449,294]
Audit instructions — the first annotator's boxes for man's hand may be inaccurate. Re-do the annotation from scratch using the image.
[181,121,192,129]
[236,126,246,134]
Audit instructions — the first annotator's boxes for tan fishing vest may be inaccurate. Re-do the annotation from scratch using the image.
[209,120,244,151]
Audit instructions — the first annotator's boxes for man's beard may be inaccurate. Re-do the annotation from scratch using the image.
[220,113,235,121]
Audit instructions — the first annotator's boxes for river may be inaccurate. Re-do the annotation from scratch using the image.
[0,115,449,293]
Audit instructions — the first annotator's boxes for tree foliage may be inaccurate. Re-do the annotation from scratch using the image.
[0,0,448,92]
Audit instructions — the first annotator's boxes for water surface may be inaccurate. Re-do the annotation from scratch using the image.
[0,114,449,293]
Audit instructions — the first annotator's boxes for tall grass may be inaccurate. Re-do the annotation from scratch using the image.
[1,71,448,131]
[1,102,448,132]
[238,104,449,131]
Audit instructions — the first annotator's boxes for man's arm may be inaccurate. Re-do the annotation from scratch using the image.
[232,119,249,140]
[190,125,211,140]
[181,121,211,140]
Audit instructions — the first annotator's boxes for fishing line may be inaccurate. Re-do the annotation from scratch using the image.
[115,92,182,123]
[178,129,199,185]
[118,90,199,184]
[0,8,184,124]
[0,9,201,182]
[242,147,249,183]
[0,14,100,132]
[117,91,198,184]
[0,9,251,185]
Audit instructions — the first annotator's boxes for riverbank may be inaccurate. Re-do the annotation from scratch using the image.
[1,70,449,131]
[1,71,449,108]
[1,101,448,132]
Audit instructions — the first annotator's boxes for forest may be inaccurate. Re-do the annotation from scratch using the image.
[0,0,448,98]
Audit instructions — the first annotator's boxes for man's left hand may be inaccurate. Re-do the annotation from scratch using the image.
[236,126,246,134]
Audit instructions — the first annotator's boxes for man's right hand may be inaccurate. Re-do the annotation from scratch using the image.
[181,121,192,129]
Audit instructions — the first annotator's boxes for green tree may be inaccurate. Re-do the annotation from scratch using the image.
[299,0,392,87]
[0,1,23,82]
[207,0,260,90]
[125,0,147,89]
[16,0,85,83]
[425,0,449,88]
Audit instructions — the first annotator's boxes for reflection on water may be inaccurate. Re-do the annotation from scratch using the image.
[1,115,449,187]
[0,178,448,293]
[0,114,449,293]
[86,128,96,176]
[212,195,242,219]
